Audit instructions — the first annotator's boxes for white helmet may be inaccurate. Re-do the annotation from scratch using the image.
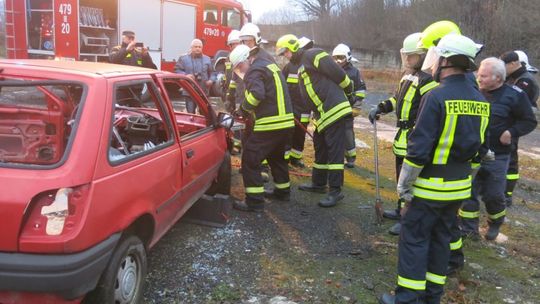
[227,30,241,46]
[422,33,482,73]
[229,44,251,68]
[298,37,314,49]
[240,23,266,45]
[515,50,538,73]
[332,43,357,63]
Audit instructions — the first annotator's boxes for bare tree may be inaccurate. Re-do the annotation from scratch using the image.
[293,0,337,19]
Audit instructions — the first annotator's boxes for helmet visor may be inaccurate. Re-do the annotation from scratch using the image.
[421,46,441,73]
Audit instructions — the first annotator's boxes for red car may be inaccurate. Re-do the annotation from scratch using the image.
[0,60,233,303]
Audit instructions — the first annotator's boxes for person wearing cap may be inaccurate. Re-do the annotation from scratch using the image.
[276,35,312,168]
[110,30,156,69]
[276,34,354,208]
[369,33,438,237]
[458,57,537,242]
[228,45,294,212]
[500,50,539,208]
[333,43,367,168]
[379,34,488,304]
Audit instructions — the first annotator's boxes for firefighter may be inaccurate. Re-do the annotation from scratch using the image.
[110,30,156,69]
[459,57,537,240]
[333,43,367,168]
[499,50,539,207]
[276,34,312,168]
[379,34,486,304]
[229,45,295,212]
[369,33,438,236]
[239,23,274,63]
[276,34,354,208]
[223,30,242,113]
[515,50,539,74]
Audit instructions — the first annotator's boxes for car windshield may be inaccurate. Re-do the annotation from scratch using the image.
[0,79,86,167]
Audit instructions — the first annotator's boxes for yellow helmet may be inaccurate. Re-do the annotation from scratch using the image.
[276,34,299,56]
[419,20,461,49]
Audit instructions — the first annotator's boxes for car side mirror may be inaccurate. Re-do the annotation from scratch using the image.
[217,112,234,130]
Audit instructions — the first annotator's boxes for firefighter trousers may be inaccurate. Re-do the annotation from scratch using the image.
[312,117,346,190]
[394,156,405,213]
[344,116,357,162]
[242,129,291,206]
[395,197,461,304]
[460,154,509,235]
[448,219,464,270]
[287,115,308,161]
[505,141,519,201]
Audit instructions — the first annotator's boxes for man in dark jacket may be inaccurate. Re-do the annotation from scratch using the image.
[110,30,156,69]
[459,57,537,240]
[332,43,367,168]
[276,34,354,207]
[229,45,294,212]
[499,51,539,207]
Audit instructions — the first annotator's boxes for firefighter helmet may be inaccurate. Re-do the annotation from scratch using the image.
[298,37,314,49]
[240,23,264,45]
[422,33,481,72]
[229,44,251,68]
[332,43,354,62]
[276,34,299,56]
[401,33,424,54]
[515,50,539,73]
[227,30,241,46]
[419,20,461,49]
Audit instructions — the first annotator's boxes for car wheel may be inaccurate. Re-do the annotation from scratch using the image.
[84,235,147,304]
[206,151,231,195]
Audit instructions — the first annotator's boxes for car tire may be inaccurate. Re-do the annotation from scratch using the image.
[206,151,231,195]
[84,235,147,304]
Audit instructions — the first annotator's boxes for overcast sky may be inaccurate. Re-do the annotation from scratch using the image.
[240,0,286,22]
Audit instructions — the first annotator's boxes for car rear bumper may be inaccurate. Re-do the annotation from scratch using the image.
[0,233,121,300]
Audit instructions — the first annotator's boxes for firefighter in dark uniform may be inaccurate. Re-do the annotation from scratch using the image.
[500,51,539,207]
[332,43,367,168]
[276,34,354,207]
[229,45,295,212]
[221,30,242,113]
[379,34,487,304]
[369,32,438,236]
[459,57,537,240]
[276,34,313,168]
[110,30,156,69]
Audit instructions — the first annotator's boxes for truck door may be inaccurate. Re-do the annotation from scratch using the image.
[162,1,196,63]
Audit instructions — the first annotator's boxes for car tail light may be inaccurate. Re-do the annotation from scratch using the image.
[20,184,90,243]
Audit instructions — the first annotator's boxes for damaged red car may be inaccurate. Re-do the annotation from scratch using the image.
[0,60,232,303]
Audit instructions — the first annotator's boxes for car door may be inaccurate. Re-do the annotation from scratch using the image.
[92,76,184,241]
[157,75,226,204]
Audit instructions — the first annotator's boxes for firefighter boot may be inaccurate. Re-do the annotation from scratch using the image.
[233,200,265,213]
[378,293,396,304]
[264,189,291,202]
[318,188,344,207]
[383,209,400,221]
[485,222,502,241]
[388,222,401,236]
[298,183,327,194]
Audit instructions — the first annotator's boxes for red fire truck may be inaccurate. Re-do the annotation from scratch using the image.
[4,0,250,70]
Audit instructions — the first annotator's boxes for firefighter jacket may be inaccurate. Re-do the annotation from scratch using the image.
[292,48,354,132]
[342,62,367,105]
[282,61,311,122]
[241,56,294,132]
[379,70,438,157]
[110,44,157,69]
[482,84,537,155]
[506,66,539,108]
[405,74,490,202]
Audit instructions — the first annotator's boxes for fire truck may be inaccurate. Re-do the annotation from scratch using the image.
[4,0,250,70]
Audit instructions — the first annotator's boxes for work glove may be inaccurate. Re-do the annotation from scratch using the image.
[396,161,423,203]
[368,107,382,124]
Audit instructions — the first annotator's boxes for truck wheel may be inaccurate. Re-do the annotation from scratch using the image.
[85,235,147,304]
[206,152,231,195]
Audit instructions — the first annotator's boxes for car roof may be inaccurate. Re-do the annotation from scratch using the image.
[0,59,163,78]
